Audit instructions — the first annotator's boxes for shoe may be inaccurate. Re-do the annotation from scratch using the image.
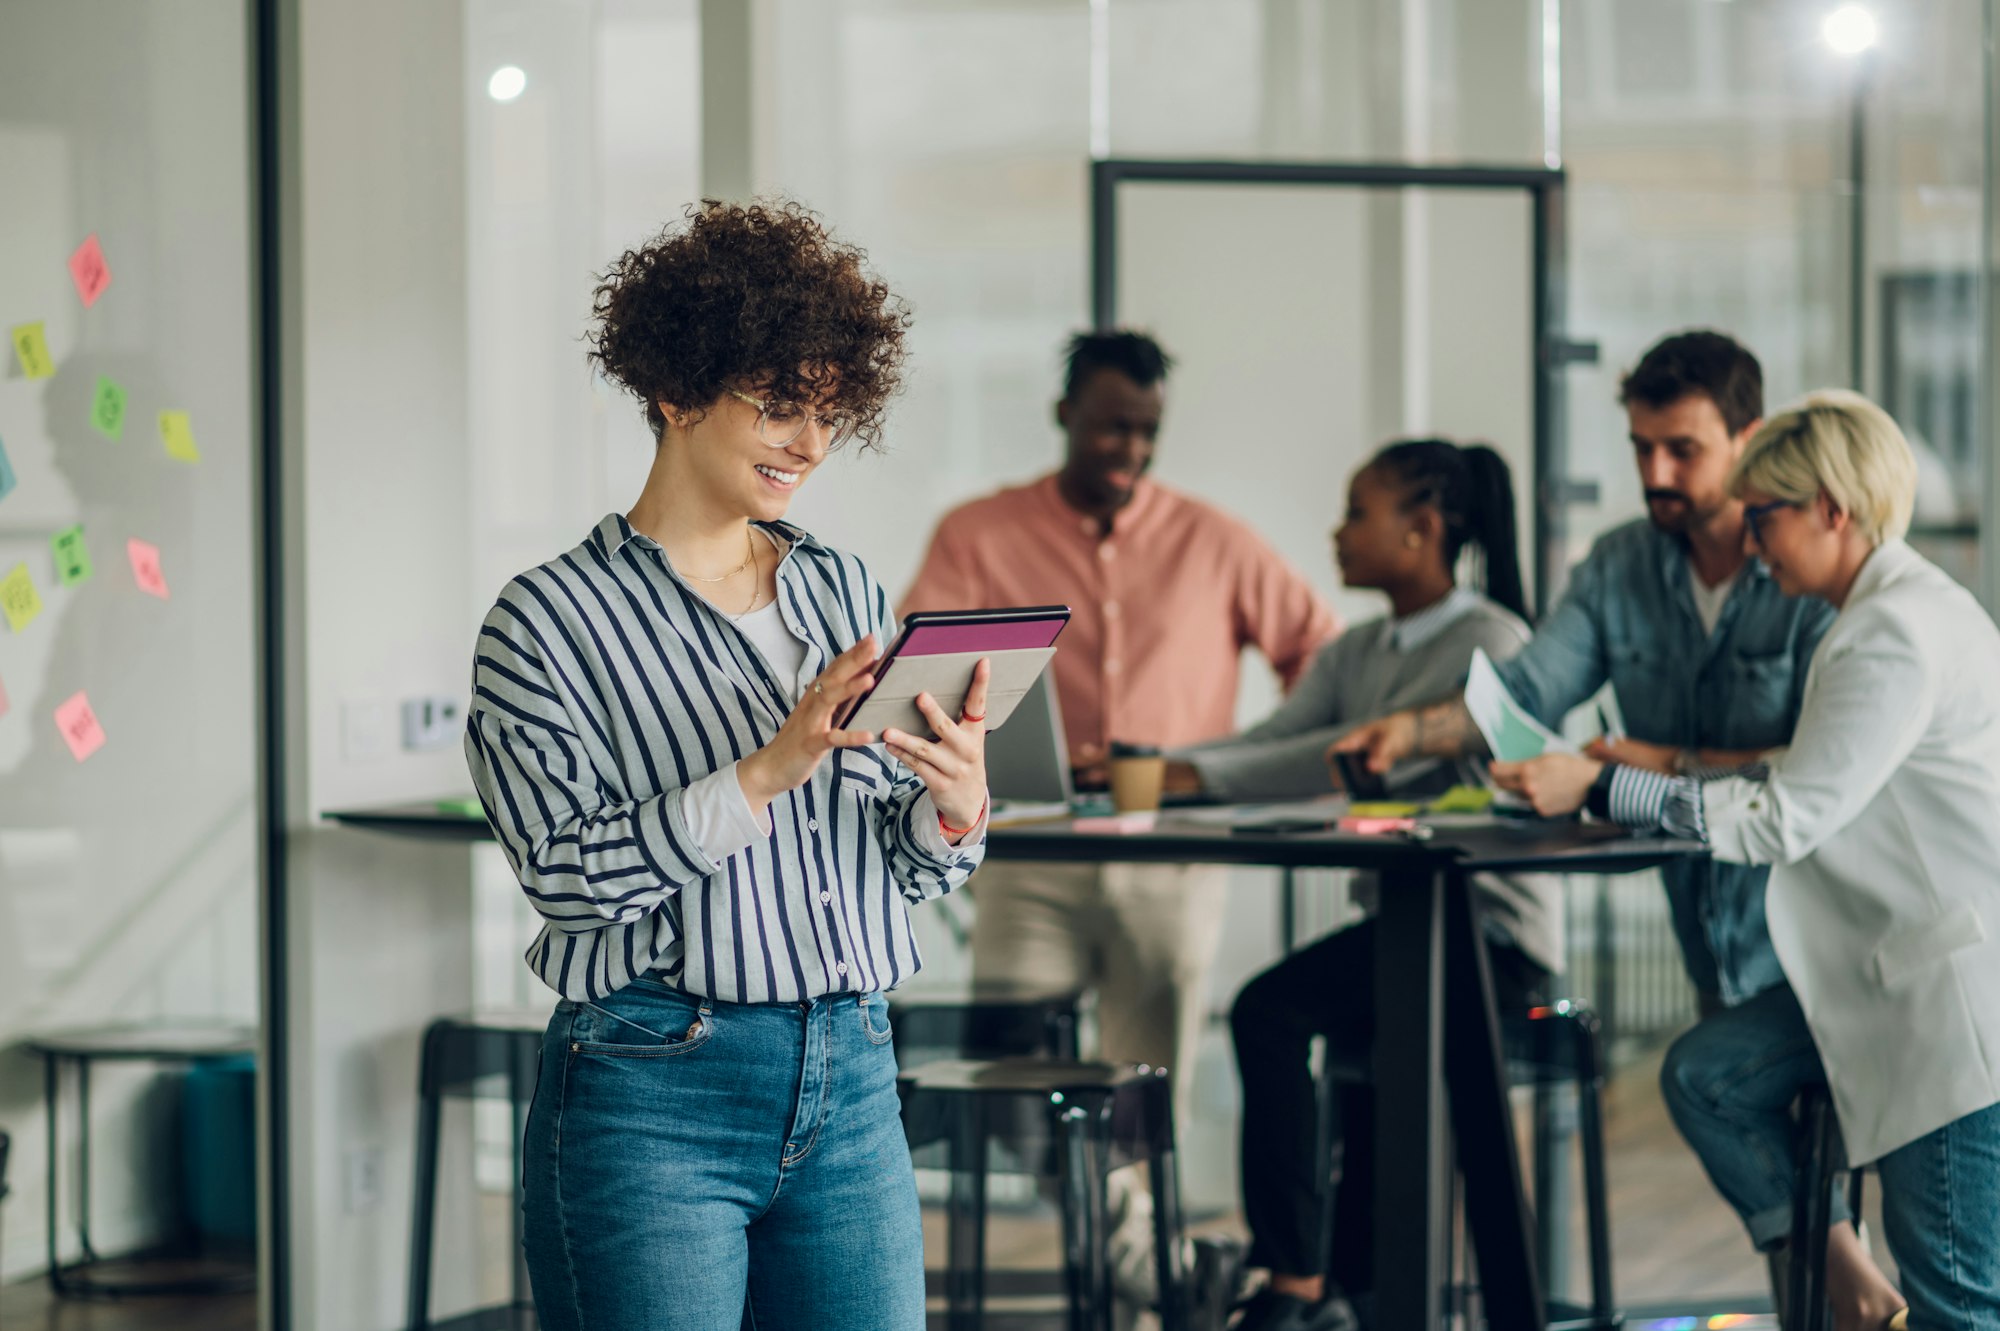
[1229,1286,1361,1331]
[1187,1236,1249,1330]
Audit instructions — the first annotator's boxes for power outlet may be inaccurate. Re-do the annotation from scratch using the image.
[401,695,464,751]
[343,1146,384,1214]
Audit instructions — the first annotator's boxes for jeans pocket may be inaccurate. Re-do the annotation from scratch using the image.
[858,994,896,1046]
[568,985,715,1058]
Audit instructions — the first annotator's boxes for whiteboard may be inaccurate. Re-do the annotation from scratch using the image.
[0,2,260,1030]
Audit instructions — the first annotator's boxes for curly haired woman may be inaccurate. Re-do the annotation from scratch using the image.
[464,200,992,1331]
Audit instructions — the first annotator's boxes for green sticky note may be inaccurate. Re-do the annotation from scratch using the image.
[91,375,126,439]
[51,524,92,588]
[1426,785,1495,814]
[436,797,485,818]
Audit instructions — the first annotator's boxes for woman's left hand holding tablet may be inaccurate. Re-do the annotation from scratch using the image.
[737,635,881,817]
[884,658,992,837]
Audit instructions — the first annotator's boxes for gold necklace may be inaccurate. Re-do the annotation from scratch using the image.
[735,535,764,617]
[676,526,756,584]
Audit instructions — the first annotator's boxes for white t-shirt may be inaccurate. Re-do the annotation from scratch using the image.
[1690,565,1740,638]
[681,562,982,861]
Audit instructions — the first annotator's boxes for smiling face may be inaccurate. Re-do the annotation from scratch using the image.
[1056,368,1164,515]
[1628,392,1756,535]
[665,384,838,522]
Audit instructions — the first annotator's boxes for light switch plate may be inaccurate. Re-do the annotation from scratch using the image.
[401,695,464,751]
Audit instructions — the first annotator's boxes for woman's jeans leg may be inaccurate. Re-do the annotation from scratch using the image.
[1874,1100,2000,1331]
[1658,984,1850,1250]
[520,979,923,1331]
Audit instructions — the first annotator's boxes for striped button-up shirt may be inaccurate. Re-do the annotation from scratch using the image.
[465,513,985,1003]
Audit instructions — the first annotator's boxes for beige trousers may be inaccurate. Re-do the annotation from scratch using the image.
[968,859,1232,1137]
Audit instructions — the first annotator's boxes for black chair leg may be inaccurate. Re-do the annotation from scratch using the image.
[1791,1092,1839,1331]
[1578,1073,1615,1326]
[945,1105,988,1331]
[1150,1142,1187,1331]
[406,1036,443,1331]
[1055,1103,1097,1331]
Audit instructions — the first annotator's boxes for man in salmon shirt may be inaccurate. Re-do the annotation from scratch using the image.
[902,329,1339,1313]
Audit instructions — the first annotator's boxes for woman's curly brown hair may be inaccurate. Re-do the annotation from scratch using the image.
[587,198,912,451]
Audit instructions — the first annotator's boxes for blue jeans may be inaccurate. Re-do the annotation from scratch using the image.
[521,976,924,1331]
[1661,984,2000,1329]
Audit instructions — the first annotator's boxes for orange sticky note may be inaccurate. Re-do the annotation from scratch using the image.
[158,410,201,463]
[10,321,54,380]
[127,538,169,599]
[54,690,105,762]
[69,234,111,307]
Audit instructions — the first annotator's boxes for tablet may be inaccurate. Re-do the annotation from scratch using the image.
[836,606,1070,740]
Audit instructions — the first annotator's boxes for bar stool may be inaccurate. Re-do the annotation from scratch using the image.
[898,1057,1189,1331]
[1787,1084,1868,1331]
[886,981,1084,1068]
[25,1023,258,1298]
[406,1010,549,1331]
[1315,1000,1617,1329]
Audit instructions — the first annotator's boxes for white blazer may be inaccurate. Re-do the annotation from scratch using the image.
[1702,540,2000,1165]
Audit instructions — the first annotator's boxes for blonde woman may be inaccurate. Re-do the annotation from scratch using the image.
[1493,390,2000,1331]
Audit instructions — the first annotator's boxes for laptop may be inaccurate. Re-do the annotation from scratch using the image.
[984,670,1074,809]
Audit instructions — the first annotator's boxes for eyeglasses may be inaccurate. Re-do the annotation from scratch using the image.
[726,389,859,450]
[1742,498,1796,545]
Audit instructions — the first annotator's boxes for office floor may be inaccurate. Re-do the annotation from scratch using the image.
[0,1047,1889,1329]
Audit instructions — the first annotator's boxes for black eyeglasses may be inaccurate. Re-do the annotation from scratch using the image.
[1743,498,1796,545]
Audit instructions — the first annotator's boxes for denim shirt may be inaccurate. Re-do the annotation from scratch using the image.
[1494,519,1837,1004]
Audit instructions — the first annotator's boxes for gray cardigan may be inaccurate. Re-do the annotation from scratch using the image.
[1173,589,1565,974]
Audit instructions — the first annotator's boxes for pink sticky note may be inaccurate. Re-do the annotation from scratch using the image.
[54,691,106,762]
[69,234,112,307]
[0,672,10,720]
[127,538,169,599]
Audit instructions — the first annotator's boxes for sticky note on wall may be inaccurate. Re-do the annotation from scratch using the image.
[158,410,200,463]
[1,564,42,633]
[0,437,15,504]
[0,671,10,720]
[10,322,54,380]
[51,525,92,587]
[127,538,168,599]
[54,691,106,762]
[91,376,126,439]
[69,234,111,307]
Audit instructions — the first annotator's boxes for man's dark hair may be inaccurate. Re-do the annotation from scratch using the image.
[1061,329,1174,401]
[1619,330,1763,436]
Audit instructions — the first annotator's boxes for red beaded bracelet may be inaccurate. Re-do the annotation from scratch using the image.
[938,798,988,839]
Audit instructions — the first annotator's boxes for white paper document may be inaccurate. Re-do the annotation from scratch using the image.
[1465,648,1576,763]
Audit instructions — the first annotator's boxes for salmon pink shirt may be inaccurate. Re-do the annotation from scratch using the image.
[901,475,1339,768]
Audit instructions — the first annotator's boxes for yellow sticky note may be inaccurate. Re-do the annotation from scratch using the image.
[10,322,54,380]
[158,410,201,463]
[1348,801,1423,818]
[1,563,43,634]
[1426,785,1496,814]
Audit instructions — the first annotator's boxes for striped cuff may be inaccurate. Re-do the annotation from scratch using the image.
[1606,765,1709,842]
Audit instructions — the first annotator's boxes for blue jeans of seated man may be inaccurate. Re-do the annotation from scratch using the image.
[1661,984,2000,1330]
[521,976,924,1331]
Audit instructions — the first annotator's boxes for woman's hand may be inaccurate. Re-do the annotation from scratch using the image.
[1329,711,1416,779]
[1585,736,1678,774]
[883,659,992,836]
[1489,754,1603,818]
[738,636,881,815]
